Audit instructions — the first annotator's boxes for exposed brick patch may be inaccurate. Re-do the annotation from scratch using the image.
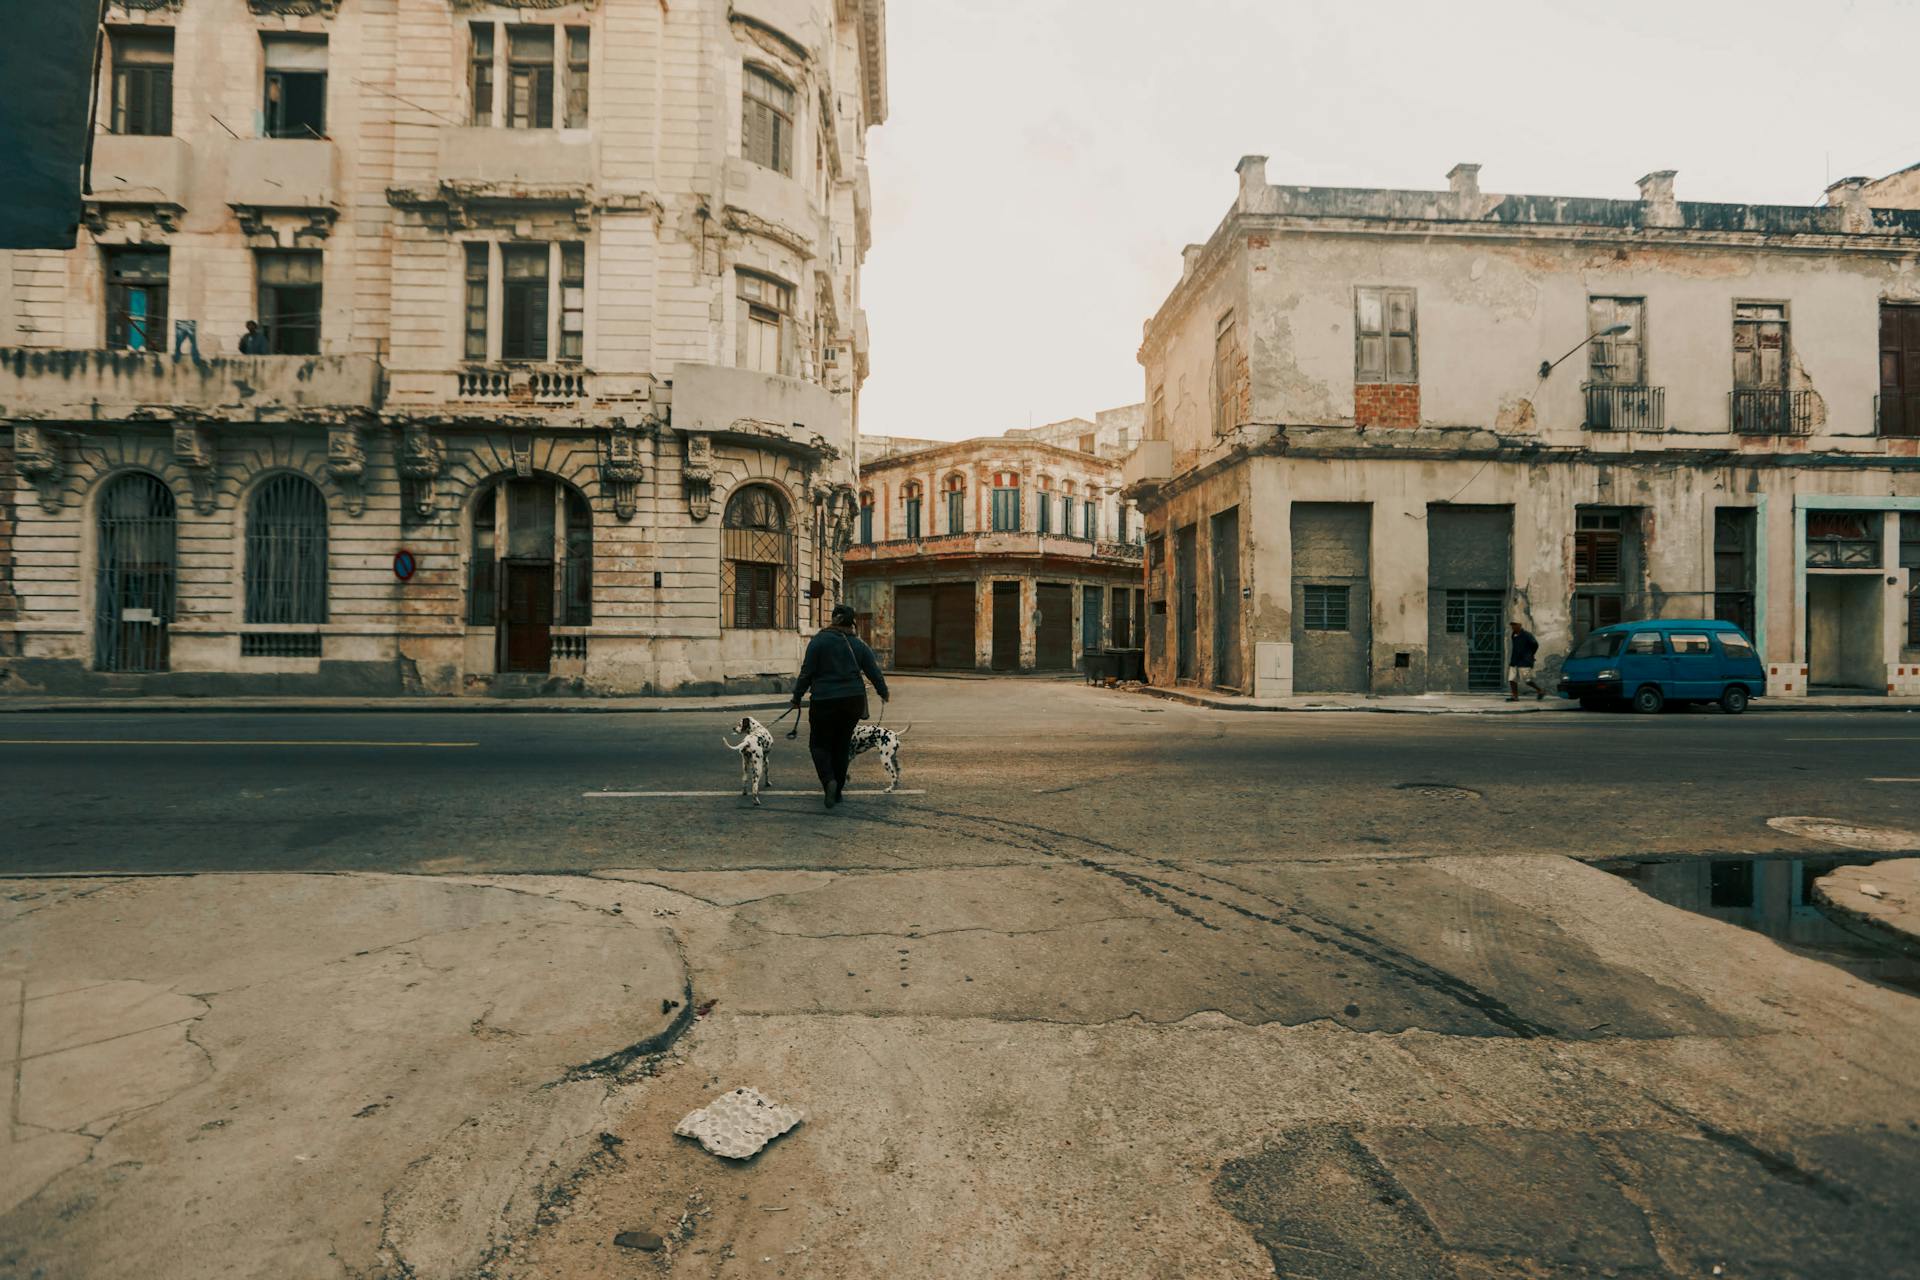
[1354,383,1420,428]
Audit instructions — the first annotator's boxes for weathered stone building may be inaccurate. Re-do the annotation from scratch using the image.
[0,0,885,696]
[845,413,1145,672]
[1125,159,1920,698]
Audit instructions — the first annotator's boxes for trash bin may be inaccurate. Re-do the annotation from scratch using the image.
[1115,648,1145,683]
[1082,649,1114,685]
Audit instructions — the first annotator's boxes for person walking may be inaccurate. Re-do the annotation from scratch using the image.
[789,603,889,809]
[1507,620,1544,701]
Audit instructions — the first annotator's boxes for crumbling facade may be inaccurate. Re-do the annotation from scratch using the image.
[1127,159,1920,697]
[0,0,885,696]
[844,417,1145,672]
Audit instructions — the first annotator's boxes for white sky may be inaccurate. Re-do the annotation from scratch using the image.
[858,0,1918,441]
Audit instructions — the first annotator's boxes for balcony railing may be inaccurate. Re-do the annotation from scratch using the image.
[455,367,589,403]
[1877,393,1920,438]
[1582,383,1665,432]
[1730,387,1816,436]
[848,532,1145,562]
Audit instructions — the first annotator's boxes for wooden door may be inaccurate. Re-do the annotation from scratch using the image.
[932,582,975,669]
[991,582,1020,671]
[1211,508,1242,689]
[503,561,554,673]
[1881,304,1920,437]
[1036,583,1073,669]
[894,585,933,668]
[1175,526,1197,680]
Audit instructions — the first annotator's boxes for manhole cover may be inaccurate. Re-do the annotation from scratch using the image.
[1767,816,1920,852]
[1395,782,1482,802]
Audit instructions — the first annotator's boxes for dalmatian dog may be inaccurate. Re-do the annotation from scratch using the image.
[722,715,775,804]
[848,723,910,793]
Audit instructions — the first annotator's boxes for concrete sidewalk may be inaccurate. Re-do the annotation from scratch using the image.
[1814,859,1920,951]
[0,874,689,1280]
[1122,684,1920,715]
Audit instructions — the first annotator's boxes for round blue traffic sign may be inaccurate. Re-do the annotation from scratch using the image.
[393,549,417,582]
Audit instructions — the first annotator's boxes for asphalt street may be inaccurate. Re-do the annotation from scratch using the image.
[5,680,1920,1277]
[1,677,1916,875]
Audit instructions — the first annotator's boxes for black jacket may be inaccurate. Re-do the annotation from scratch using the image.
[1509,628,1540,667]
[792,627,889,704]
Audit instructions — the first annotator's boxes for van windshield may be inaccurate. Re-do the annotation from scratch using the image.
[1571,632,1624,660]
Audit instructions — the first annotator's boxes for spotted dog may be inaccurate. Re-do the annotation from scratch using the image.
[848,722,910,793]
[722,715,775,804]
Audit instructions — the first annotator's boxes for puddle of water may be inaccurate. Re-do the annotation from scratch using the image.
[1597,853,1920,997]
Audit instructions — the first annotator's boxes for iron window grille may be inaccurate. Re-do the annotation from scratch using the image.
[94,473,177,673]
[742,65,795,175]
[245,474,329,624]
[1444,589,1503,634]
[241,633,322,658]
[111,31,173,136]
[1582,384,1665,432]
[106,248,168,352]
[1805,512,1881,569]
[1301,584,1349,631]
[722,487,796,630]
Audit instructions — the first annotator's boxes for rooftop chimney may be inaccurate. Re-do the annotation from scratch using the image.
[1825,176,1872,233]
[1181,243,1205,280]
[1447,163,1481,198]
[1235,154,1269,209]
[1637,170,1680,227]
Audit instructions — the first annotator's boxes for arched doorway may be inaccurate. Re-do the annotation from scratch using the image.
[95,472,177,672]
[467,476,592,673]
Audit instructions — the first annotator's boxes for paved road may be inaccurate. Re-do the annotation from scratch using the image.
[5,679,1919,1277]
[1,677,1916,874]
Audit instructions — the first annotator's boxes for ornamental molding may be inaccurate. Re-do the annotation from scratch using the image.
[397,425,443,520]
[681,431,714,522]
[601,425,644,521]
[245,0,340,14]
[510,433,534,478]
[81,202,182,238]
[13,426,71,513]
[387,182,597,232]
[450,0,598,9]
[231,204,337,244]
[170,423,219,515]
[721,205,814,259]
[324,424,367,516]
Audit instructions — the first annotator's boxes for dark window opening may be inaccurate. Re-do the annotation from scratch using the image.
[743,65,795,175]
[501,245,549,361]
[507,27,555,129]
[105,248,169,352]
[262,37,327,138]
[111,31,173,136]
[258,251,323,355]
[1302,584,1349,632]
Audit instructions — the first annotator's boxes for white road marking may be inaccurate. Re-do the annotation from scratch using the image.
[1786,737,1920,742]
[584,789,925,798]
[0,738,479,747]
[1868,777,1920,783]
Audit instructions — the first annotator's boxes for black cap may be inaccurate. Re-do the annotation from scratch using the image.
[831,603,857,626]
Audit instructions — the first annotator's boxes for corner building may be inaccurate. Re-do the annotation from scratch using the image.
[1124,159,1920,699]
[0,0,886,696]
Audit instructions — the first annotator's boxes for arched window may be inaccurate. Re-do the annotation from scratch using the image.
[943,473,965,535]
[723,485,795,630]
[990,471,1021,532]
[95,472,176,672]
[245,473,329,624]
[859,489,875,545]
[902,480,923,540]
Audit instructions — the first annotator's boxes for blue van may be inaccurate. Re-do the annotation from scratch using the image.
[1558,619,1766,714]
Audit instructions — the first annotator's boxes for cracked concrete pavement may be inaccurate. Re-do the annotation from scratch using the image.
[0,874,686,1280]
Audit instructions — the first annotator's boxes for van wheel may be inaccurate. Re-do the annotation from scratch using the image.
[1719,685,1750,715]
[1632,685,1665,715]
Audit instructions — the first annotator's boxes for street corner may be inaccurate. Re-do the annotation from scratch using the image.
[0,873,691,1280]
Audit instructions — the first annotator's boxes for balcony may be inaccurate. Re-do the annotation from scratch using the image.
[670,362,849,462]
[228,138,337,210]
[86,134,191,218]
[0,349,383,423]
[847,532,1145,566]
[1582,383,1665,432]
[438,126,595,190]
[1730,387,1816,436]
[454,366,590,404]
[1121,440,1173,489]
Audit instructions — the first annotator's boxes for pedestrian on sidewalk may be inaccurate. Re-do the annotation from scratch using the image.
[789,602,889,810]
[1507,621,1544,701]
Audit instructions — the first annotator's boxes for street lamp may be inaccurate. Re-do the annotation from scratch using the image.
[1539,322,1632,379]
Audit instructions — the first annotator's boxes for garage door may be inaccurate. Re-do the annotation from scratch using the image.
[932,582,975,670]
[895,585,933,669]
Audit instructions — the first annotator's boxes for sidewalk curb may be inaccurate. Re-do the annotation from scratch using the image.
[1124,685,1920,715]
[0,698,793,715]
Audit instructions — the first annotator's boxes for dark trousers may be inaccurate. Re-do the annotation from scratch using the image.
[807,695,865,791]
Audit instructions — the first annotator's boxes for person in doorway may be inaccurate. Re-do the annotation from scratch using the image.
[238,320,266,354]
[789,602,889,809]
[1507,620,1544,701]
